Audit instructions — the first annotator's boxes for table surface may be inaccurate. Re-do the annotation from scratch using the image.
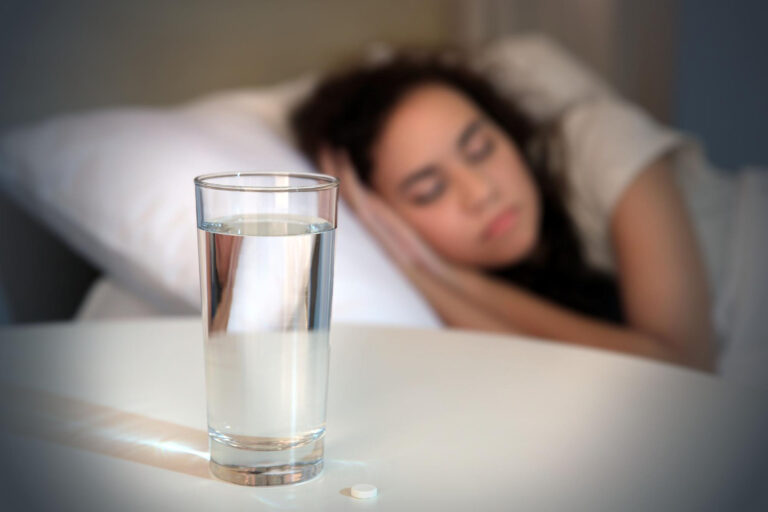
[0,318,766,511]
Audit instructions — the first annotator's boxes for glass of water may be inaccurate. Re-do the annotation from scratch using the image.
[194,172,338,486]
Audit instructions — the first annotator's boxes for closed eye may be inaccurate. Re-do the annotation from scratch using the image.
[464,137,495,163]
[411,181,446,205]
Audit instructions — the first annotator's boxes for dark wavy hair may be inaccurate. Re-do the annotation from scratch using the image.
[291,54,624,324]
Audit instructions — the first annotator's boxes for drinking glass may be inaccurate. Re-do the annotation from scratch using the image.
[194,172,338,485]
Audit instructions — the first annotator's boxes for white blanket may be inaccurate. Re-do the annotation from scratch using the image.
[713,168,768,390]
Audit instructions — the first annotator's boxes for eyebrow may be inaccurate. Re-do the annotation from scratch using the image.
[397,118,485,195]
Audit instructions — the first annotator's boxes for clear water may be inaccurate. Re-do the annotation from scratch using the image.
[197,214,335,470]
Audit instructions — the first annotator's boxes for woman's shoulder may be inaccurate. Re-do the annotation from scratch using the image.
[555,97,683,218]
[541,97,687,273]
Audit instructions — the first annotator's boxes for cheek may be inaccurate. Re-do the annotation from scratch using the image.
[402,206,452,244]
[491,153,540,221]
[490,147,532,195]
[400,205,481,263]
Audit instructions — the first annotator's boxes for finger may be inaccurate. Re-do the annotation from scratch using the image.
[334,151,357,180]
[364,195,423,263]
[334,151,367,193]
[366,195,411,240]
[318,148,364,211]
[338,170,362,211]
[333,151,369,211]
[317,146,339,177]
[365,195,447,275]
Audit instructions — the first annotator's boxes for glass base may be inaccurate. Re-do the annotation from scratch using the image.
[208,434,324,486]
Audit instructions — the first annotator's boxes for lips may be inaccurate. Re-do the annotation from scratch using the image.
[482,205,520,241]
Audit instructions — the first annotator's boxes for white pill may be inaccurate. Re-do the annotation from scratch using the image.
[350,483,378,499]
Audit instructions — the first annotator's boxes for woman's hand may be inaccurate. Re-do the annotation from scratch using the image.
[318,147,452,280]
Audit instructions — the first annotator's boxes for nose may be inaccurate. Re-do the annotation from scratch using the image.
[455,168,497,213]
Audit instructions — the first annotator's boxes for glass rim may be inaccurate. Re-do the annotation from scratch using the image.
[194,171,339,193]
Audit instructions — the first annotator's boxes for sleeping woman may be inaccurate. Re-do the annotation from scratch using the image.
[290,54,714,371]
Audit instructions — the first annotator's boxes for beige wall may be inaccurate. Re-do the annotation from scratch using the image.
[0,0,678,130]
[0,0,452,130]
[449,0,678,122]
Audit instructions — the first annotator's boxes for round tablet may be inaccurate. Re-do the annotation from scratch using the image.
[350,483,378,499]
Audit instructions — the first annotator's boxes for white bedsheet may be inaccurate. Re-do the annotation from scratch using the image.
[714,168,768,390]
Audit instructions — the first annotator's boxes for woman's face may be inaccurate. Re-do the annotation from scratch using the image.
[370,83,541,268]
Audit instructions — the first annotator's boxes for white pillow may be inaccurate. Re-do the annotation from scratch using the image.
[0,79,441,327]
[475,33,612,123]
